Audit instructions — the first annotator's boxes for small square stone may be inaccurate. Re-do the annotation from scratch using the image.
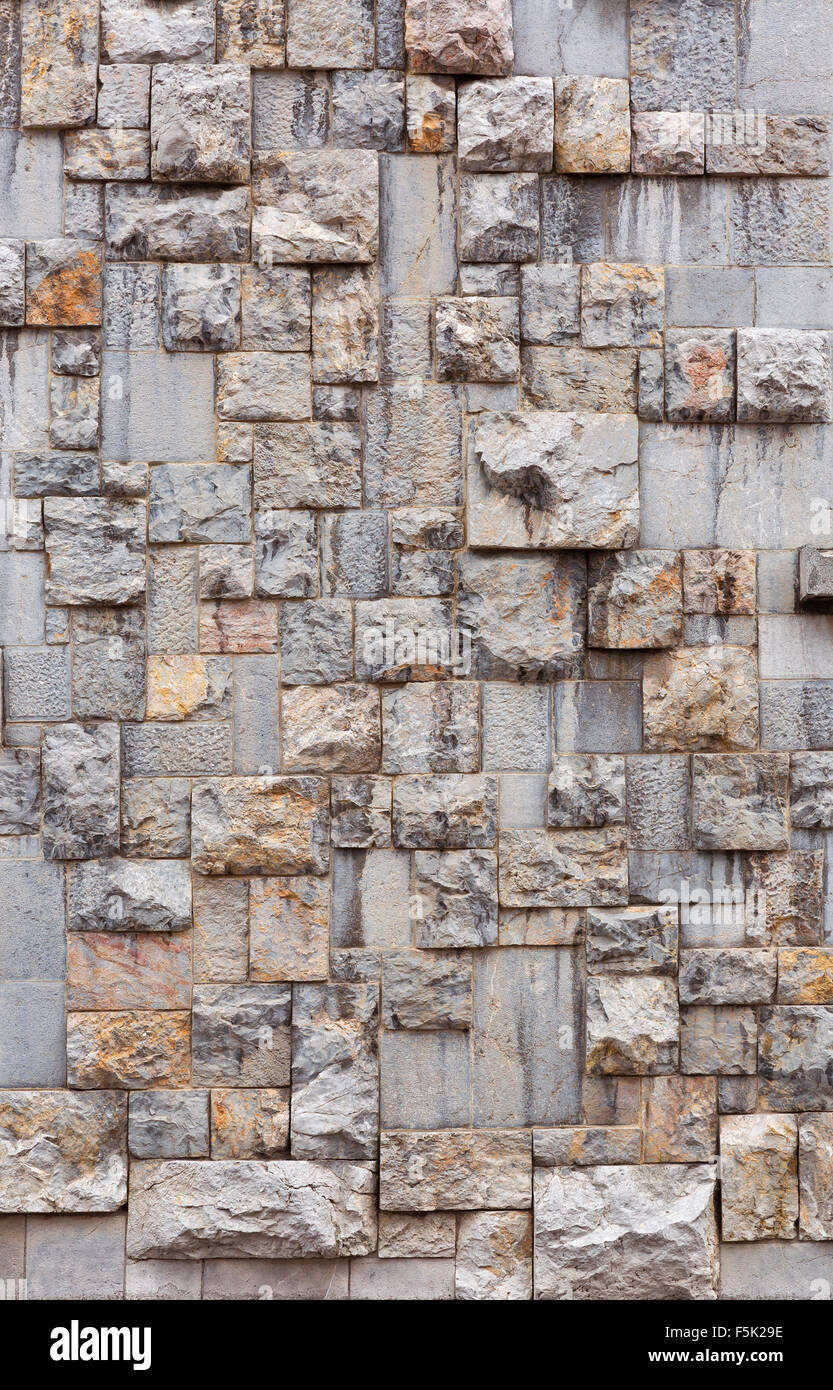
[241,266,311,351]
[665,329,736,423]
[459,173,539,263]
[26,239,102,327]
[458,76,553,172]
[581,263,664,349]
[631,111,705,175]
[554,77,630,174]
[737,328,833,424]
[151,63,251,183]
[519,264,580,344]
[249,876,329,981]
[161,264,240,351]
[683,550,756,615]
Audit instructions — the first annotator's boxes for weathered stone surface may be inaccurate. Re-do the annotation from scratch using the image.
[472,947,582,1126]
[631,110,705,175]
[287,0,374,68]
[499,828,628,908]
[106,184,250,262]
[553,77,630,174]
[393,777,497,850]
[192,984,290,1087]
[332,69,404,150]
[255,508,319,598]
[692,754,789,852]
[435,296,519,383]
[642,1076,717,1163]
[630,0,735,110]
[759,1005,833,1111]
[101,0,215,63]
[587,905,677,976]
[382,683,480,774]
[0,1090,127,1213]
[459,172,538,262]
[458,77,552,173]
[364,380,462,506]
[280,601,352,685]
[638,349,664,421]
[20,0,98,128]
[44,498,146,606]
[311,267,379,384]
[241,265,309,351]
[521,344,638,413]
[406,75,456,153]
[456,1210,532,1301]
[291,984,378,1159]
[745,851,823,946]
[680,1006,757,1075]
[253,151,378,263]
[193,879,248,985]
[217,353,310,423]
[26,239,101,327]
[799,1114,833,1239]
[547,755,625,829]
[586,974,679,1075]
[467,411,638,550]
[534,1164,718,1299]
[404,0,513,76]
[67,1010,191,1089]
[664,329,736,423]
[380,1130,531,1210]
[378,1211,455,1258]
[42,722,120,861]
[643,647,759,752]
[255,422,361,509]
[192,777,329,876]
[0,748,40,834]
[679,949,777,1006]
[64,129,150,181]
[281,685,380,774]
[778,949,833,1004]
[67,858,190,934]
[331,776,391,849]
[533,1127,641,1168]
[211,1088,289,1159]
[412,849,498,947]
[457,552,585,678]
[587,551,681,650]
[0,242,25,327]
[67,931,191,1010]
[97,62,150,127]
[708,115,830,177]
[581,264,664,349]
[519,263,579,345]
[161,264,240,352]
[720,1114,798,1241]
[382,951,471,1030]
[129,1091,209,1160]
[736,328,832,423]
[127,1159,376,1258]
[151,63,250,183]
[683,550,756,615]
[146,655,231,723]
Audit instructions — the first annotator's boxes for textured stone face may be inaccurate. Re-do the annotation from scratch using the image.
[405,0,514,76]
[379,1130,531,1210]
[720,1114,798,1241]
[0,1090,127,1213]
[468,411,639,550]
[253,151,378,263]
[458,77,553,172]
[291,983,378,1159]
[191,777,330,875]
[127,1159,377,1258]
[534,1164,719,1300]
[435,296,519,381]
[554,77,630,174]
[6,0,833,1304]
[643,647,759,752]
[588,551,682,649]
[586,974,679,1075]
[692,754,790,852]
[736,329,833,423]
[665,329,736,422]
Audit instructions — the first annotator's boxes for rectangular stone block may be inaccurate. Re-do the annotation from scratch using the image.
[192,776,329,876]
[380,1129,531,1211]
[66,1010,191,1089]
[192,985,290,1087]
[499,828,629,908]
[127,1159,377,1258]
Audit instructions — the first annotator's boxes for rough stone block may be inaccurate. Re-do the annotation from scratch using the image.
[192,984,290,1088]
[67,1010,191,1089]
[192,776,329,876]
[129,1091,209,1160]
[586,974,679,1075]
[721,1114,798,1241]
[458,77,553,173]
[499,827,628,908]
[459,172,538,263]
[664,329,736,423]
[404,0,513,75]
[692,753,789,852]
[253,150,378,263]
[554,77,630,174]
[380,1129,531,1211]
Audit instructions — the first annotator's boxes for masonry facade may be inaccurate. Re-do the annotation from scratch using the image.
[1,0,833,1301]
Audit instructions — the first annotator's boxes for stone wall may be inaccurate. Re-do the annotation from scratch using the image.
[1,0,833,1301]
